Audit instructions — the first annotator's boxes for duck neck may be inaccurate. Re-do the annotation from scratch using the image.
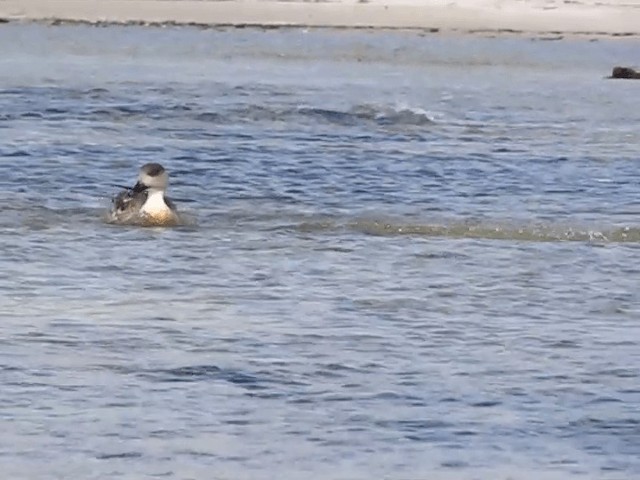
[142,188,168,212]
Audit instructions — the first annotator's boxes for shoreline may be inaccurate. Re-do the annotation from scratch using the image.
[1,0,640,38]
[4,18,640,40]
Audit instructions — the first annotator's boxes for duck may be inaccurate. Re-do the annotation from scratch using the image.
[109,163,179,226]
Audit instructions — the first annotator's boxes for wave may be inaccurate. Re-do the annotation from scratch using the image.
[343,218,640,243]
[189,103,436,128]
[284,217,640,243]
[1,191,636,243]
[2,203,639,242]
[206,209,640,243]
[295,104,435,127]
[1,85,435,128]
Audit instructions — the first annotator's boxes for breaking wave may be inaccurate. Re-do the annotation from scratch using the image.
[290,217,640,243]
[208,209,640,243]
[1,84,435,129]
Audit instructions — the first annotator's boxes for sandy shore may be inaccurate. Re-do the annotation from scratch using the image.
[1,0,640,36]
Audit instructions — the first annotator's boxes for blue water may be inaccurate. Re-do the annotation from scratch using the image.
[1,23,639,479]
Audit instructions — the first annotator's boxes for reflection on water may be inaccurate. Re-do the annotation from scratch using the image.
[0,23,639,480]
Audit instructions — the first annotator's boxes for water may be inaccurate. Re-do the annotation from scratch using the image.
[1,23,639,479]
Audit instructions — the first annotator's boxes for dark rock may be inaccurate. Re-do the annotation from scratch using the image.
[610,66,640,79]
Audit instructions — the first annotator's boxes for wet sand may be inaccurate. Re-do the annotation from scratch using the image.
[1,0,640,37]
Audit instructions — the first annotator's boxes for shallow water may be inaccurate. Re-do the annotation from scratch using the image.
[1,23,639,479]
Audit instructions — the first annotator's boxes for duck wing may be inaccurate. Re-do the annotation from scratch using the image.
[112,188,147,216]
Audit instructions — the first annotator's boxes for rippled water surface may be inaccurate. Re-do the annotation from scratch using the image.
[1,23,639,479]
